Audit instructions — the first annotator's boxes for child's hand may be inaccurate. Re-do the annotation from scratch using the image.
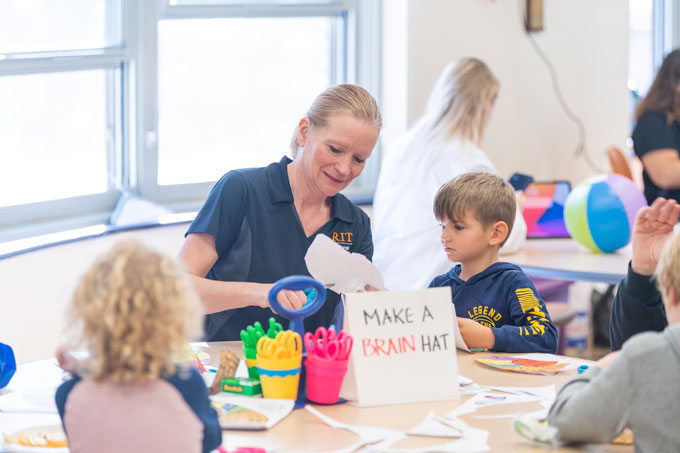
[55,346,76,373]
[595,351,621,370]
[457,317,495,349]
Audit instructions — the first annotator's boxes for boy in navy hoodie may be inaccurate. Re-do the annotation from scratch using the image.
[428,172,557,353]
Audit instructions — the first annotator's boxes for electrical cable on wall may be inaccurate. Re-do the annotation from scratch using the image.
[516,0,604,173]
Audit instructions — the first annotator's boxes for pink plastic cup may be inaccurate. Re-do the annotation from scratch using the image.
[304,355,349,404]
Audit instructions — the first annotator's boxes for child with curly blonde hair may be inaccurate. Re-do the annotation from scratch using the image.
[55,239,221,453]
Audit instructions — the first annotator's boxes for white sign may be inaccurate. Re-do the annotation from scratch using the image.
[340,287,461,407]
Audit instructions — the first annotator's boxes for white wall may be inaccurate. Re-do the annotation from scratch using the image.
[382,0,630,185]
[0,225,188,364]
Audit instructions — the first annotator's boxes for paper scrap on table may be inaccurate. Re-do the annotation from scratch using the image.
[306,406,489,453]
[374,414,489,453]
[305,234,386,293]
[483,384,555,401]
[407,411,463,438]
[458,375,473,386]
[448,391,543,418]
[305,405,402,453]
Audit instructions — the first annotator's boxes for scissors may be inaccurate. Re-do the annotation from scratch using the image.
[267,275,326,408]
[305,327,333,355]
[266,317,283,338]
[240,330,255,349]
[305,327,353,360]
[257,337,288,359]
[245,325,265,349]
[327,326,348,343]
[268,276,326,336]
[275,330,302,358]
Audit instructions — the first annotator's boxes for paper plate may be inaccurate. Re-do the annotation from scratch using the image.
[2,425,69,452]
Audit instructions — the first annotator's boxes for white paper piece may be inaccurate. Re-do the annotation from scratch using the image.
[210,394,294,430]
[370,415,490,453]
[234,359,249,378]
[306,406,489,453]
[447,392,543,418]
[451,306,470,353]
[483,384,556,419]
[460,383,485,396]
[458,375,473,386]
[305,234,386,293]
[482,385,555,400]
[472,412,524,419]
[407,411,463,438]
[306,405,403,453]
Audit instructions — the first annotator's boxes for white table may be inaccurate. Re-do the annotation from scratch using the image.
[0,344,633,453]
[505,238,631,285]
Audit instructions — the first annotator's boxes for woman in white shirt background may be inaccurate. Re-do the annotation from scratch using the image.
[372,57,527,290]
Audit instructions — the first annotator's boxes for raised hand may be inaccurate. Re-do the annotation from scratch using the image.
[631,198,680,275]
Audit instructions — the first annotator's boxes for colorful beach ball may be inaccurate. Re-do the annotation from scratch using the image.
[564,174,647,253]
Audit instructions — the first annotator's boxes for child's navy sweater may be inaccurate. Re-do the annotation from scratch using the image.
[429,262,558,353]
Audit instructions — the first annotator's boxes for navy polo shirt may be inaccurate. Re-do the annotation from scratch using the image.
[187,156,373,341]
[632,109,680,204]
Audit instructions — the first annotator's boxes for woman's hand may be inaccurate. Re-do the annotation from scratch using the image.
[457,317,495,349]
[275,289,308,310]
[631,197,680,275]
[257,284,307,311]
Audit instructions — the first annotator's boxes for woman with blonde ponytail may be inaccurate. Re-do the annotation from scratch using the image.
[179,84,381,341]
[372,58,526,290]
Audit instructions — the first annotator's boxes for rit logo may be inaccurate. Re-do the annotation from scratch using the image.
[331,232,353,243]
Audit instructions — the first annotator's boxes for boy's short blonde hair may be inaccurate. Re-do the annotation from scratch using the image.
[433,172,516,246]
[654,230,680,296]
[65,238,204,384]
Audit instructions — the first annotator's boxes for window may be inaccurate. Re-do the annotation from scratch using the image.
[628,0,655,100]
[0,0,126,240]
[0,0,380,243]
[628,0,680,106]
[142,0,380,204]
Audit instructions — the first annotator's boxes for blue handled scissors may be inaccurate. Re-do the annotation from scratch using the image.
[268,275,326,408]
[268,276,326,337]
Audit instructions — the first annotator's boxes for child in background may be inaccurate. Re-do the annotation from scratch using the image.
[547,230,680,451]
[428,172,557,353]
[55,239,221,453]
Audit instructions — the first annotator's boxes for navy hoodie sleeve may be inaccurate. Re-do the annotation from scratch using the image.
[610,262,668,351]
[490,273,558,353]
[167,367,222,453]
